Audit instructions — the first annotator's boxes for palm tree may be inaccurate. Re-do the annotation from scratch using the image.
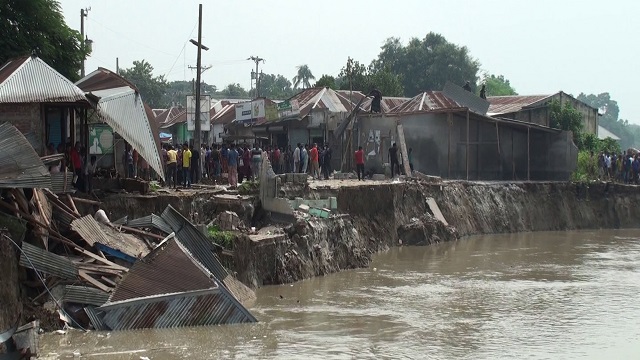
[292,64,316,89]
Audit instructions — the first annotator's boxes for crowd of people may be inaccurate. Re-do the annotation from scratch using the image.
[598,150,640,184]
[160,141,333,189]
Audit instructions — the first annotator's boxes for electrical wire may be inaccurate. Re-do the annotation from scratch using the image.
[2,233,88,332]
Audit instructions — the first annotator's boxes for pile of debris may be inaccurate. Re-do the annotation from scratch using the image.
[0,124,256,358]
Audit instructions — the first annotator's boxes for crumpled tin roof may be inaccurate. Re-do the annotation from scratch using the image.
[62,285,109,307]
[0,55,87,104]
[97,287,256,330]
[0,122,51,189]
[19,242,78,280]
[77,69,165,181]
[125,214,173,234]
[108,237,215,302]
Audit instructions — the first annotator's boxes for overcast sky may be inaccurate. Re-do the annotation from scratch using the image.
[59,0,639,121]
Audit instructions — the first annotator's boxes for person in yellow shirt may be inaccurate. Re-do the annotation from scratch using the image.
[182,142,192,188]
[166,145,178,188]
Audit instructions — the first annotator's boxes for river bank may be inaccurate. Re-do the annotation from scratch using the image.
[101,179,640,289]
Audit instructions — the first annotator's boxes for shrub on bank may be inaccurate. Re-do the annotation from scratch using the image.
[572,151,599,181]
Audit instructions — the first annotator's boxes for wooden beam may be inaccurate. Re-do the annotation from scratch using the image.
[396,122,412,177]
[65,194,80,216]
[117,225,166,240]
[79,270,113,293]
[447,113,452,178]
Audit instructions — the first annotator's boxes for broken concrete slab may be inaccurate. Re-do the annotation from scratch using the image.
[216,211,241,231]
[293,173,308,184]
[372,174,386,181]
[298,204,310,213]
[426,197,448,226]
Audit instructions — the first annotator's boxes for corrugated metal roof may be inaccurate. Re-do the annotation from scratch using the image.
[84,307,107,330]
[155,107,184,126]
[19,242,78,280]
[49,172,74,194]
[598,125,621,140]
[108,238,216,302]
[71,215,150,259]
[126,214,173,234]
[390,91,462,113]
[63,285,109,306]
[0,122,51,188]
[211,104,237,125]
[161,205,230,281]
[359,96,410,113]
[486,95,552,115]
[283,87,358,121]
[160,109,187,129]
[98,288,256,330]
[77,69,165,181]
[0,55,87,104]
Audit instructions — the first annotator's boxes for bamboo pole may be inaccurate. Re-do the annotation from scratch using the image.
[466,109,470,180]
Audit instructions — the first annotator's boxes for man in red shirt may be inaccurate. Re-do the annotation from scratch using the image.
[310,143,320,179]
[355,146,365,181]
[272,147,281,174]
[70,141,83,189]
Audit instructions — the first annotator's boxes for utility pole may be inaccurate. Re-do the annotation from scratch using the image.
[190,4,209,151]
[247,56,265,98]
[116,57,119,74]
[80,7,90,77]
[347,57,354,111]
[188,65,212,94]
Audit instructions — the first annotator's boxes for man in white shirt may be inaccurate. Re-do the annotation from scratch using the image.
[293,143,301,174]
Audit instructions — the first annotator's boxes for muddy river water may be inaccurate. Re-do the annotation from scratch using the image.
[40,230,640,359]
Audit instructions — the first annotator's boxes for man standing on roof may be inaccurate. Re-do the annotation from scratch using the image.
[368,87,382,113]
[463,81,472,92]
[182,143,192,188]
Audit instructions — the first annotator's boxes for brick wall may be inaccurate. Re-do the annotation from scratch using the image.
[0,103,43,154]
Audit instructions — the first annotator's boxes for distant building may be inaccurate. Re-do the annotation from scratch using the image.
[487,92,598,135]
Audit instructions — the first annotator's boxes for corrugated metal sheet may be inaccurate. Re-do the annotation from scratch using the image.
[109,238,216,302]
[84,307,107,330]
[63,285,109,306]
[598,125,620,140]
[71,215,150,258]
[77,69,165,181]
[487,95,552,115]
[49,172,74,194]
[159,109,186,129]
[161,205,229,281]
[442,82,490,115]
[359,96,410,113]
[210,104,235,125]
[19,242,78,280]
[390,91,462,113]
[98,288,256,330]
[0,56,87,103]
[0,123,51,188]
[126,214,173,234]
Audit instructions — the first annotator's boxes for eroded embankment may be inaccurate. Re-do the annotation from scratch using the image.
[234,181,640,288]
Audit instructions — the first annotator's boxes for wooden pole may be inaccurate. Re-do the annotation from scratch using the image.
[496,122,502,179]
[466,109,470,180]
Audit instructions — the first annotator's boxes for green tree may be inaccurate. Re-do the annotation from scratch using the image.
[372,33,480,96]
[482,74,517,96]
[119,60,168,108]
[338,60,403,97]
[220,83,248,98]
[292,64,316,89]
[161,80,217,108]
[314,75,337,90]
[577,92,640,150]
[0,0,89,81]
[259,74,295,99]
[549,99,583,134]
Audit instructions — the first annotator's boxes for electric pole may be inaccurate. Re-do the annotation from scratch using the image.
[347,57,354,111]
[247,56,265,98]
[80,7,90,77]
[190,4,209,151]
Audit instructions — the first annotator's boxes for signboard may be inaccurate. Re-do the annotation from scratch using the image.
[265,103,278,122]
[186,95,211,131]
[277,99,300,118]
[89,125,114,154]
[235,99,265,124]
